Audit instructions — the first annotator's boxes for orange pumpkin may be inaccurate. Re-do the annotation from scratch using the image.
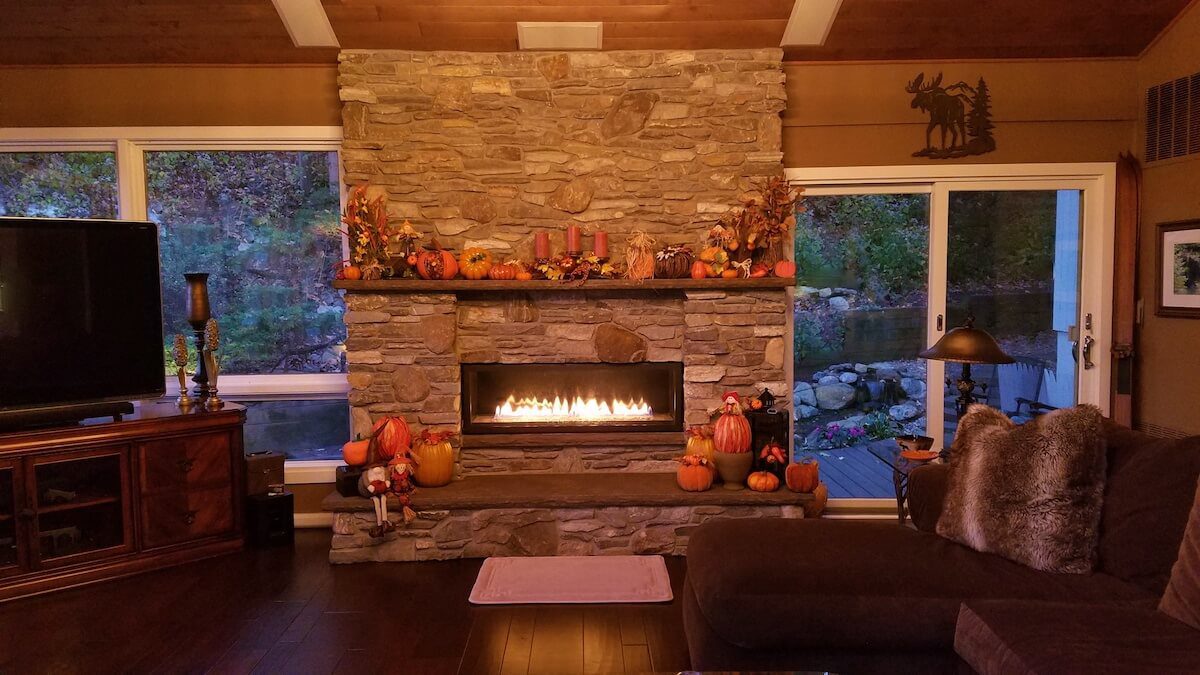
[341,439,370,466]
[773,260,797,278]
[416,248,458,280]
[676,455,714,492]
[371,416,411,460]
[786,458,820,493]
[713,397,752,454]
[515,271,534,281]
[720,268,739,279]
[689,260,710,279]
[747,470,780,492]
[412,429,455,487]
[487,262,517,280]
[459,248,494,280]
[342,265,363,281]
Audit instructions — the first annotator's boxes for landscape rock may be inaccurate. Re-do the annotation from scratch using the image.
[828,296,851,312]
[793,381,817,407]
[818,375,840,386]
[901,377,927,400]
[838,372,859,384]
[815,383,856,410]
[889,404,921,422]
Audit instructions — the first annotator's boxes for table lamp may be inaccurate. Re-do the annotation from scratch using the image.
[919,315,1014,417]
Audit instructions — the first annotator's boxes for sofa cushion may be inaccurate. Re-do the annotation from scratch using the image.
[1160,478,1200,630]
[937,405,1106,573]
[1099,420,1200,595]
[685,518,1151,652]
[955,600,1200,675]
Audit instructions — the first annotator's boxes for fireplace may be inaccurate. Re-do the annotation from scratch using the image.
[461,363,684,434]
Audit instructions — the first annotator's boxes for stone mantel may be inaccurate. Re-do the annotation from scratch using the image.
[333,278,793,293]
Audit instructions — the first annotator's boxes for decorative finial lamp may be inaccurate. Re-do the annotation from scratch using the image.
[919,315,1014,417]
[184,272,213,400]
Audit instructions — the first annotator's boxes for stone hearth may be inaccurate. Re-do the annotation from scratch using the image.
[324,473,816,563]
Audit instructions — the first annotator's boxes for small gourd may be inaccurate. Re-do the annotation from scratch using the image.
[747,470,780,492]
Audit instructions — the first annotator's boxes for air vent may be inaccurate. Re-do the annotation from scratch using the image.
[1145,72,1200,162]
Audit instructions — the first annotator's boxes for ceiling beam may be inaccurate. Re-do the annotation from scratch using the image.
[780,0,843,46]
[271,0,340,48]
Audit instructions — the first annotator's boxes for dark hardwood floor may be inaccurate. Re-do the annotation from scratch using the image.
[0,530,692,675]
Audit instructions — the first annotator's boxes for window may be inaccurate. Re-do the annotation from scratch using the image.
[0,152,118,218]
[0,128,348,469]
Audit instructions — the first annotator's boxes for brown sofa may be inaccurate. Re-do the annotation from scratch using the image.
[683,421,1200,673]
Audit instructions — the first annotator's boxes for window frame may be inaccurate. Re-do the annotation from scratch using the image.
[1,127,349,478]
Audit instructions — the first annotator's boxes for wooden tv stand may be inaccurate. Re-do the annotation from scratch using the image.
[0,401,246,602]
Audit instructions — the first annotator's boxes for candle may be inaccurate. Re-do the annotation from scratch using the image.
[534,232,550,259]
[184,272,212,326]
[593,231,609,259]
[566,225,582,253]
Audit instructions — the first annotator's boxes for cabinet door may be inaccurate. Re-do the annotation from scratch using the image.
[28,446,133,569]
[138,431,233,495]
[0,458,25,577]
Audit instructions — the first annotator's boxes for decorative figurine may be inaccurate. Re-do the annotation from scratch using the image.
[202,318,223,411]
[172,334,194,410]
[387,449,419,525]
[357,462,394,538]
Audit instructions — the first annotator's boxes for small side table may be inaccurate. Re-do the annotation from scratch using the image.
[867,441,942,525]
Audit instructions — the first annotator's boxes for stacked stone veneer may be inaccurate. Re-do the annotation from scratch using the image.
[338,48,785,256]
[342,288,787,473]
[331,504,804,563]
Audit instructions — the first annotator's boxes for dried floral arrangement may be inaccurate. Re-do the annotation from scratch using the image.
[340,185,393,280]
[535,253,621,283]
[707,177,804,270]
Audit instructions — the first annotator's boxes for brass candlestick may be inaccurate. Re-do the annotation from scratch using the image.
[202,318,223,411]
[171,334,194,410]
[184,272,213,399]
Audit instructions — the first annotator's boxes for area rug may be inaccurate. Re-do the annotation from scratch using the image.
[468,555,673,604]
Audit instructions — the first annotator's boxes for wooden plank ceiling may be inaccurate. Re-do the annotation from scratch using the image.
[0,0,1192,65]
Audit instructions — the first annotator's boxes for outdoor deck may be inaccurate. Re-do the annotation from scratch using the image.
[797,445,896,498]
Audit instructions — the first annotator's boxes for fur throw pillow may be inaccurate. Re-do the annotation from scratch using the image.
[936,404,1106,574]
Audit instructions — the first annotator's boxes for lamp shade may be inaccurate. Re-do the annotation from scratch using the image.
[919,318,1014,365]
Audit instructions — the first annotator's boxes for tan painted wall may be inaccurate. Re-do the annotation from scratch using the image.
[1134,3,1200,436]
[0,65,340,127]
[783,59,1138,167]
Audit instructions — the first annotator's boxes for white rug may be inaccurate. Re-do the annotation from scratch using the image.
[468,555,674,604]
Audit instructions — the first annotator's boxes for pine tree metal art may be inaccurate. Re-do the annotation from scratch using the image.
[906,73,996,159]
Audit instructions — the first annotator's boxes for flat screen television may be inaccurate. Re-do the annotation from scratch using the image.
[0,217,165,425]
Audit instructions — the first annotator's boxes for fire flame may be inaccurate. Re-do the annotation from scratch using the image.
[494,395,653,422]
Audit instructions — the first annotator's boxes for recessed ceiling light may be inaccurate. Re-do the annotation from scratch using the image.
[781,0,844,46]
[271,0,340,48]
[518,22,604,51]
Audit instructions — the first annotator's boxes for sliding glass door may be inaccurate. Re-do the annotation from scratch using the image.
[789,165,1115,501]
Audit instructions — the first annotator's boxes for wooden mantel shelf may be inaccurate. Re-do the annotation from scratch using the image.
[333,277,793,293]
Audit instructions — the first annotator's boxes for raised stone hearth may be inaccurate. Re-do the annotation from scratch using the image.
[324,473,816,563]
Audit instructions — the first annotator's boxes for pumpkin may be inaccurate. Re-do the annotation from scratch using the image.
[713,395,752,454]
[342,265,363,281]
[371,416,411,460]
[459,248,494,280]
[341,438,370,466]
[689,260,710,280]
[773,260,797,278]
[786,458,820,493]
[747,470,780,492]
[749,263,769,278]
[412,429,455,487]
[720,268,739,279]
[676,455,714,492]
[487,262,517,280]
[685,424,717,466]
[654,244,694,279]
[803,482,829,518]
[416,248,458,280]
[515,271,534,281]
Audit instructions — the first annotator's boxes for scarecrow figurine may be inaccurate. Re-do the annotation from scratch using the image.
[356,439,395,537]
[387,448,419,525]
[721,391,742,414]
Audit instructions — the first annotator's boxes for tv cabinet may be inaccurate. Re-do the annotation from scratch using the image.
[0,402,246,601]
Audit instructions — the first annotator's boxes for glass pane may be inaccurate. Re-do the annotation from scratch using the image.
[147,151,346,376]
[943,190,1082,445]
[793,194,930,498]
[0,152,118,218]
[0,468,15,567]
[35,454,125,559]
[243,399,349,461]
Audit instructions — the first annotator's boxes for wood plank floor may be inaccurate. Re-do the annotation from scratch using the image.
[0,530,691,675]
[798,446,895,498]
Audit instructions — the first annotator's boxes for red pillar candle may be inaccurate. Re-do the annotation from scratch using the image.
[593,231,609,259]
[534,232,550,259]
[566,225,582,253]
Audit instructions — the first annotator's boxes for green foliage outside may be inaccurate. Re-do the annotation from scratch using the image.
[947,191,1056,292]
[147,151,344,375]
[0,152,118,218]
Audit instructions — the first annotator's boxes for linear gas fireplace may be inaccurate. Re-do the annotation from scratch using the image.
[461,363,684,434]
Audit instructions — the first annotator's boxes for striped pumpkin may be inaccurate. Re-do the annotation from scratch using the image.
[713,409,752,454]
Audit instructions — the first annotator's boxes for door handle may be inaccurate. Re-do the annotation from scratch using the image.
[1081,336,1095,370]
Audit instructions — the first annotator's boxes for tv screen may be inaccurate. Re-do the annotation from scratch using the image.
[0,217,165,412]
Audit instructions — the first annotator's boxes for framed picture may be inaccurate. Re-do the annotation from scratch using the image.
[1157,220,1200,318]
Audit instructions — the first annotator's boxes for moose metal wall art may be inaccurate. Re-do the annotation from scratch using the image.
[906,72,996,159]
